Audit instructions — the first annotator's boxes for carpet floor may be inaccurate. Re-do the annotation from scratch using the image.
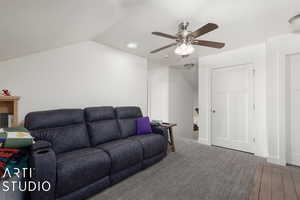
[90,138,265,200]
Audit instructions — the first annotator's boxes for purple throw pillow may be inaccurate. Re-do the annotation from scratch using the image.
[136,116,152,134]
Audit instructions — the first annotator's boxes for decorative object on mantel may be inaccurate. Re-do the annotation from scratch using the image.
[0,96,20,127]
[1,89,11,96]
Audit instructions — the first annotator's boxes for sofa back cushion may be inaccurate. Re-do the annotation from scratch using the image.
[25,109,90,154]
[115,107,143,138]
[84,107,121,146]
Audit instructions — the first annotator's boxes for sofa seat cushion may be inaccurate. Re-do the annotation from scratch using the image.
[56,148,111,198]
[97,139,143,173]
[129,134,167,159]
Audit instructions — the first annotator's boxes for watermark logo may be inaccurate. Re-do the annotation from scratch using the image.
[1,168,51,192]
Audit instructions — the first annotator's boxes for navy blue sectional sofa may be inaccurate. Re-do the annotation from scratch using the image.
[24,106,168,200]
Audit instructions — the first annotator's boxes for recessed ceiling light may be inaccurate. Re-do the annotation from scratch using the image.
[127,42,138,49]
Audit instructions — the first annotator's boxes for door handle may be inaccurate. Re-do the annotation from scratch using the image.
[212,110,216,113]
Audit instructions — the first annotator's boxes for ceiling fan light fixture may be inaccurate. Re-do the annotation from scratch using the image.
[150,22,224,55]
[289,14,300,32]
[174,43,194,56]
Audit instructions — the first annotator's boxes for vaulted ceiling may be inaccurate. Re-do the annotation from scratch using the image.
[0,0,299,64]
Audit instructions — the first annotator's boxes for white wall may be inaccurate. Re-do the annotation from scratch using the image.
[169,68,194,139]
[0,41,148,123]
[198,43,267,157]
[147,62,169,122]
[266,33,300,165]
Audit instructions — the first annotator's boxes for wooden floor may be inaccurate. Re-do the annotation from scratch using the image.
[249,163,300,200]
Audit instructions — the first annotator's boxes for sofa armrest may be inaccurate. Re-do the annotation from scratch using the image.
[31,140,52,151]
[29,140,56,200]
[151,124,166,135]
[151,124,168,138]
[151,124,169,153]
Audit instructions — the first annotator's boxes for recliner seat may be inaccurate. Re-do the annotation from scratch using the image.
[25,106,168,200]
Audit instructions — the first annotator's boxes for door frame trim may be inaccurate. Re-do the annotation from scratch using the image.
[266,39,300,165]
[278,52,300,166]
[206,63,256,154]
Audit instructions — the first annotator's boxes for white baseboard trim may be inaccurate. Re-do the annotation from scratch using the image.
[254,149,268,158]
[267,156,286,166]
[198,138,210,145]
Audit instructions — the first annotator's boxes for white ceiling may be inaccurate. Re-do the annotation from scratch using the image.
[0,0,299,64]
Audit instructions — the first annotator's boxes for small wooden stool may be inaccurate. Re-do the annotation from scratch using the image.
[160,123,177,152]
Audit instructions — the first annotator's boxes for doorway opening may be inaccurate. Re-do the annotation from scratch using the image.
[169,62,199,141]
[193,107,199,140]
[286,53,300,167]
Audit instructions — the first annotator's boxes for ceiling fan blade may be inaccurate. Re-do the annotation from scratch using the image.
[191,23,218,38]
[150,43,177,54]
[152,32,178,39]
[192,40,225,48]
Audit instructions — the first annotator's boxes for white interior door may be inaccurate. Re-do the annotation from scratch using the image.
[287,54,300,166]
[211,65,254,153]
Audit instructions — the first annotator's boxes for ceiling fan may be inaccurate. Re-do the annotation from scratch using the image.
[172,63,196,70]
[150,22,225,56]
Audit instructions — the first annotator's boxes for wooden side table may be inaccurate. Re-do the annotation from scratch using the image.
[160,123,177,152]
